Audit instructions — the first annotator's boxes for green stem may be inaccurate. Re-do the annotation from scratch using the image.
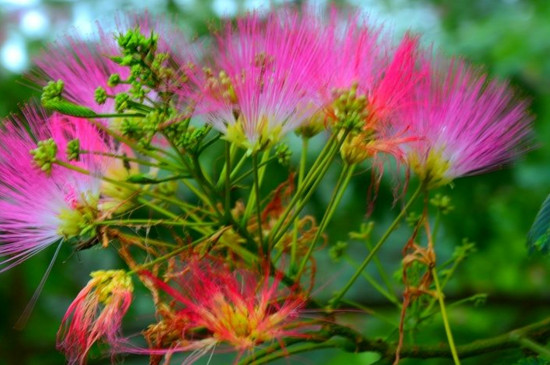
[516,337,550,360]
[365,238,399,306]
[242,150,270,223]
[224,141,232,217]
[86,119,180,170]
[80,150,166,169]
[329,184,423,308]
[343,256,400,306]
[295,163,356,279]
[217,142,238,188]
[252,153,264,248]
[269,133,348,246]
[267,134,337,243]
[53,160,207,218]
[127,235,207,275]
[432,267,461,365]
[95,219,212,227]
[290,138,309,270]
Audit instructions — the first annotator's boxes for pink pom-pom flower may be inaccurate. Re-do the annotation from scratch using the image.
[0,106,108,271]
[404,58,533,188]
[194,10,327,152]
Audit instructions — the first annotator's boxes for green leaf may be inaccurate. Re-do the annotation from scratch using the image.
[42,100,98,118]
[527,193,550,254]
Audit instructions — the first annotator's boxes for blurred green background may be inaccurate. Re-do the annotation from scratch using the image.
[1,0,550,364]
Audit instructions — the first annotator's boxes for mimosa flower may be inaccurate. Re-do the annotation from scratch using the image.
[57,270,133,365]
[195,10,326,152]
[405,59,532,188]
[321,16,425,162]
[0,106,107,271]
[134,260,312,363]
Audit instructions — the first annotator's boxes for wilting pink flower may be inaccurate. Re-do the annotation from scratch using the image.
[57,270,133,365]
[194,9,326,152]
[0,106,107,271]
[404,58,532,188]
[133,260,312,363]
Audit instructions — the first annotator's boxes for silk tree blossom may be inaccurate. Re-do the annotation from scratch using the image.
[57,270,133,365]
[0,106,108,272]
[321,14,425,163]
[195,10,326,152]
[405,59,532,188]
[131,260,312,363]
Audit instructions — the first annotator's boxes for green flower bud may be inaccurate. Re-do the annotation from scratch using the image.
[114,93,130,113]
[30,138,58,174]
[67,139,80,161]
[41,80,64,103]
[107,73,121,87]
[94,87,107,105]
[275,144,291,166]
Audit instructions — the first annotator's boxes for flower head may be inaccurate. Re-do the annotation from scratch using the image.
[0,106,108,271]
[405,58,532,188]
[137,259,311,362]
[195,9,326,152]
[320,14,425,162]
[57,270,133,365]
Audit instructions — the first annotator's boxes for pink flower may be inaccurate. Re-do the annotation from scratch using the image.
[321,13,425,161]
[0,105,107,271]
[194,10,326,152]
[404,58,532,188]
[57,270,133,365]
[134,260,312,363]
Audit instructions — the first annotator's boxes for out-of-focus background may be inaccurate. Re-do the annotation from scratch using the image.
[1,0,550,364]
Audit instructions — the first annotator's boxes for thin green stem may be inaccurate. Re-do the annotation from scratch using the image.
[53,160,208,219]
[224,141,232,217]
[252,153,264,248]
[365,238,398,305]
[343,256,400,306]
[242,150,270,224]
[217,142,238,188]
[80,150,166,169]
[128,235,207,275]
[86,119,180,170]
[516,337,550,360]
[432,267,461,365]
[95,219,212,227]
[269,133,347,246]
[295,163,356,279]
[329,184,423,308]
[267,134,337,242]
[290,137,310,269]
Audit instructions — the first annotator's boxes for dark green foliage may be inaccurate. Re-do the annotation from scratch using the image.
[527,193,550,253]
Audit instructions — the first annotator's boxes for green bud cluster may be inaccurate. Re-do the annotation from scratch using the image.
[329,241,348,261]
[331,84,368,132]
[41,80,64,104]
[94,87,108,105]
[115,93,131,113]
[30,138,58,174]
[275,144,291,166]
[67,139,80,161]
[120,118,143,139]
[108,73,121,87]
[429,194,454,215]
[177,126,210,151]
